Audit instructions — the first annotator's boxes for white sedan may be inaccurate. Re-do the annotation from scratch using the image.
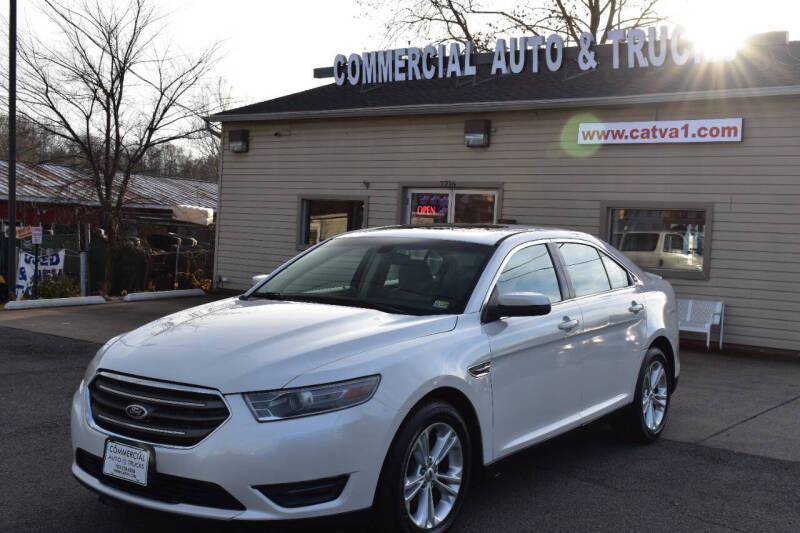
[71,225,679,532]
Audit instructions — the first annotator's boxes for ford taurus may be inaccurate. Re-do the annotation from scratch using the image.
[71,225,679,532]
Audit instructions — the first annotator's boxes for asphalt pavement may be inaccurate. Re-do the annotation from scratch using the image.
[0,295,228,343]
[2,305,800,532]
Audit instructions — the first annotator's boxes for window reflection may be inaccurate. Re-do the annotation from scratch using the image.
[610,208,705,272]
[302,199,364,245]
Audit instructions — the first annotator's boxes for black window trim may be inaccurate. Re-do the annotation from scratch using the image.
[599,201,713,281]
[296,195,370,251]
[479,237,643,317]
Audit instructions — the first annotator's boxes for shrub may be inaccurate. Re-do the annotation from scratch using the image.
[108,243,148,295]
[176,269,212,292]
[37,275,80,299]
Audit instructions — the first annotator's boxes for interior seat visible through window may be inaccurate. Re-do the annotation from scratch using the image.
[398,261,432,294]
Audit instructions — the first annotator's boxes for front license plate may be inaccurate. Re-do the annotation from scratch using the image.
[102,440,150,486]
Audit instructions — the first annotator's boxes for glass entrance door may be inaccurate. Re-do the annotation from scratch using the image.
[406,189,497,225]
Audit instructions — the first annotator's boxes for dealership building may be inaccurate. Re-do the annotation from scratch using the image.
[211,31,800,354]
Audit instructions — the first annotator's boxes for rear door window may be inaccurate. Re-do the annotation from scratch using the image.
[558,243,611,297]
[601,255,630,289]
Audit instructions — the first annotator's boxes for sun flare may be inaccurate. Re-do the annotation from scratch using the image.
[671,0,798,61]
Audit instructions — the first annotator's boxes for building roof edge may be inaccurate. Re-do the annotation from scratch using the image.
[210,85,800,123]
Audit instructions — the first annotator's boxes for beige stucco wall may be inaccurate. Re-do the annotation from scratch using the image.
[215,95,800,351]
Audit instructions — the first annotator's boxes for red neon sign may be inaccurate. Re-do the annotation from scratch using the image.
[416,205,438,215]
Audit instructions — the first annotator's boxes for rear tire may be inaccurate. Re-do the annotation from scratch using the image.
[616,346,671,443]
[376,400,471,533]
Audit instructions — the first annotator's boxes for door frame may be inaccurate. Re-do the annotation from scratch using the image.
[478,239,585,458]
[397,182,504,224]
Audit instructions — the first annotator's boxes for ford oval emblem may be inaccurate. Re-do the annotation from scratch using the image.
[125,404,148,420]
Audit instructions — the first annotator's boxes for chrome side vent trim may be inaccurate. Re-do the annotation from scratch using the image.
[468,361,491,378]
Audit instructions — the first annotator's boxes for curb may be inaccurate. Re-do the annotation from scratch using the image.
[122,289,206,302]
[4,295,107,310]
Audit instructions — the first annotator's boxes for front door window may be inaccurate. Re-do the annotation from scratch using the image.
[406,188,497,224]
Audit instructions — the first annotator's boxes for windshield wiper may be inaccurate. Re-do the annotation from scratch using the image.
[242,291,285,301]
[281,294,412,315]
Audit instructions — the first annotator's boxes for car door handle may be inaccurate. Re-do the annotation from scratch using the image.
[629,301,645,313]
[558,317,579,331]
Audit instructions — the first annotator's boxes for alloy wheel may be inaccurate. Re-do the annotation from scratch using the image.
[403,422,463,529]
[641,360,668,432]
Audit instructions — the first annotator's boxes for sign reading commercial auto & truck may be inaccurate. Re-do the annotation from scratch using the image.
[577,118,743,145]
[334,25,709,86]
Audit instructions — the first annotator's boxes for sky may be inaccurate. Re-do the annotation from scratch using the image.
[2,0,800,111]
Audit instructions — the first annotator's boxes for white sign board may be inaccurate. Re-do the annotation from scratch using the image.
[103,441,150,486]
[578,118,742,145]
[15,249,65,299]
[31,226,43,245]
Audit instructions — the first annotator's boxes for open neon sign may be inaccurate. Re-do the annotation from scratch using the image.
[416,205,438,215]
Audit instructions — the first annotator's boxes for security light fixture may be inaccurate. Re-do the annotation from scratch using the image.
[464,119,490,147]
[229,129,249,153]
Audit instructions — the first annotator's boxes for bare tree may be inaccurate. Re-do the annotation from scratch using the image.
[193,77,235,180]
[0,115,76,164]
[4,0,218,249]
[363,0,665,51]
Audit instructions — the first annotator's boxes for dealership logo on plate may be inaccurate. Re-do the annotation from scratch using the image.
[125,404,149,420]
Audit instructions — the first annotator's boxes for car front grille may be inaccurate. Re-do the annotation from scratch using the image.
[88,373,230,447]
[75,449,245,511]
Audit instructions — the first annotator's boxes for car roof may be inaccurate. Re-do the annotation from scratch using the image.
[335,224,594,246]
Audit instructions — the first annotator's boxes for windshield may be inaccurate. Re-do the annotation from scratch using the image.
[251,237,494,315]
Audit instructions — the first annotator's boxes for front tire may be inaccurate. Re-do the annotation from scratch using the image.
[618,346,671,443]
[376,400,471,533]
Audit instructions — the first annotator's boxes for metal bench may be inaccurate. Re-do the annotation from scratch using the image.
[678,298,724,349]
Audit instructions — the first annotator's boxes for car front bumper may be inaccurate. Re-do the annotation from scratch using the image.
[70,380,399,521]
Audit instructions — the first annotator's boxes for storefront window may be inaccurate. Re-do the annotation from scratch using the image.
[409,192,449,225]
[608,207,707,275]
[300,199,364,245]
[407,189,497,225]
[454,193,495,223]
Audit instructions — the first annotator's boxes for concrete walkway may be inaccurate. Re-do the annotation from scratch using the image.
[2,295,799,463]
[664,349,800,463]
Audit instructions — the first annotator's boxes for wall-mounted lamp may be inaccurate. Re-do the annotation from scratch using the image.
[229,129,249,153]
[464,119,490,147]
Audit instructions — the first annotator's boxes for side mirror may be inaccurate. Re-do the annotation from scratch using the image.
[482,291,551,323]
[252,274,268,286]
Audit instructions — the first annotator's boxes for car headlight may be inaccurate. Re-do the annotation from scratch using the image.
[244,375,381,422]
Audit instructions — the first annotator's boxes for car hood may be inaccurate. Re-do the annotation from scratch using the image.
[94,297,457,393]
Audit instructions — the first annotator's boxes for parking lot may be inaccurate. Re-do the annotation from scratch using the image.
[2,298,799,532]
